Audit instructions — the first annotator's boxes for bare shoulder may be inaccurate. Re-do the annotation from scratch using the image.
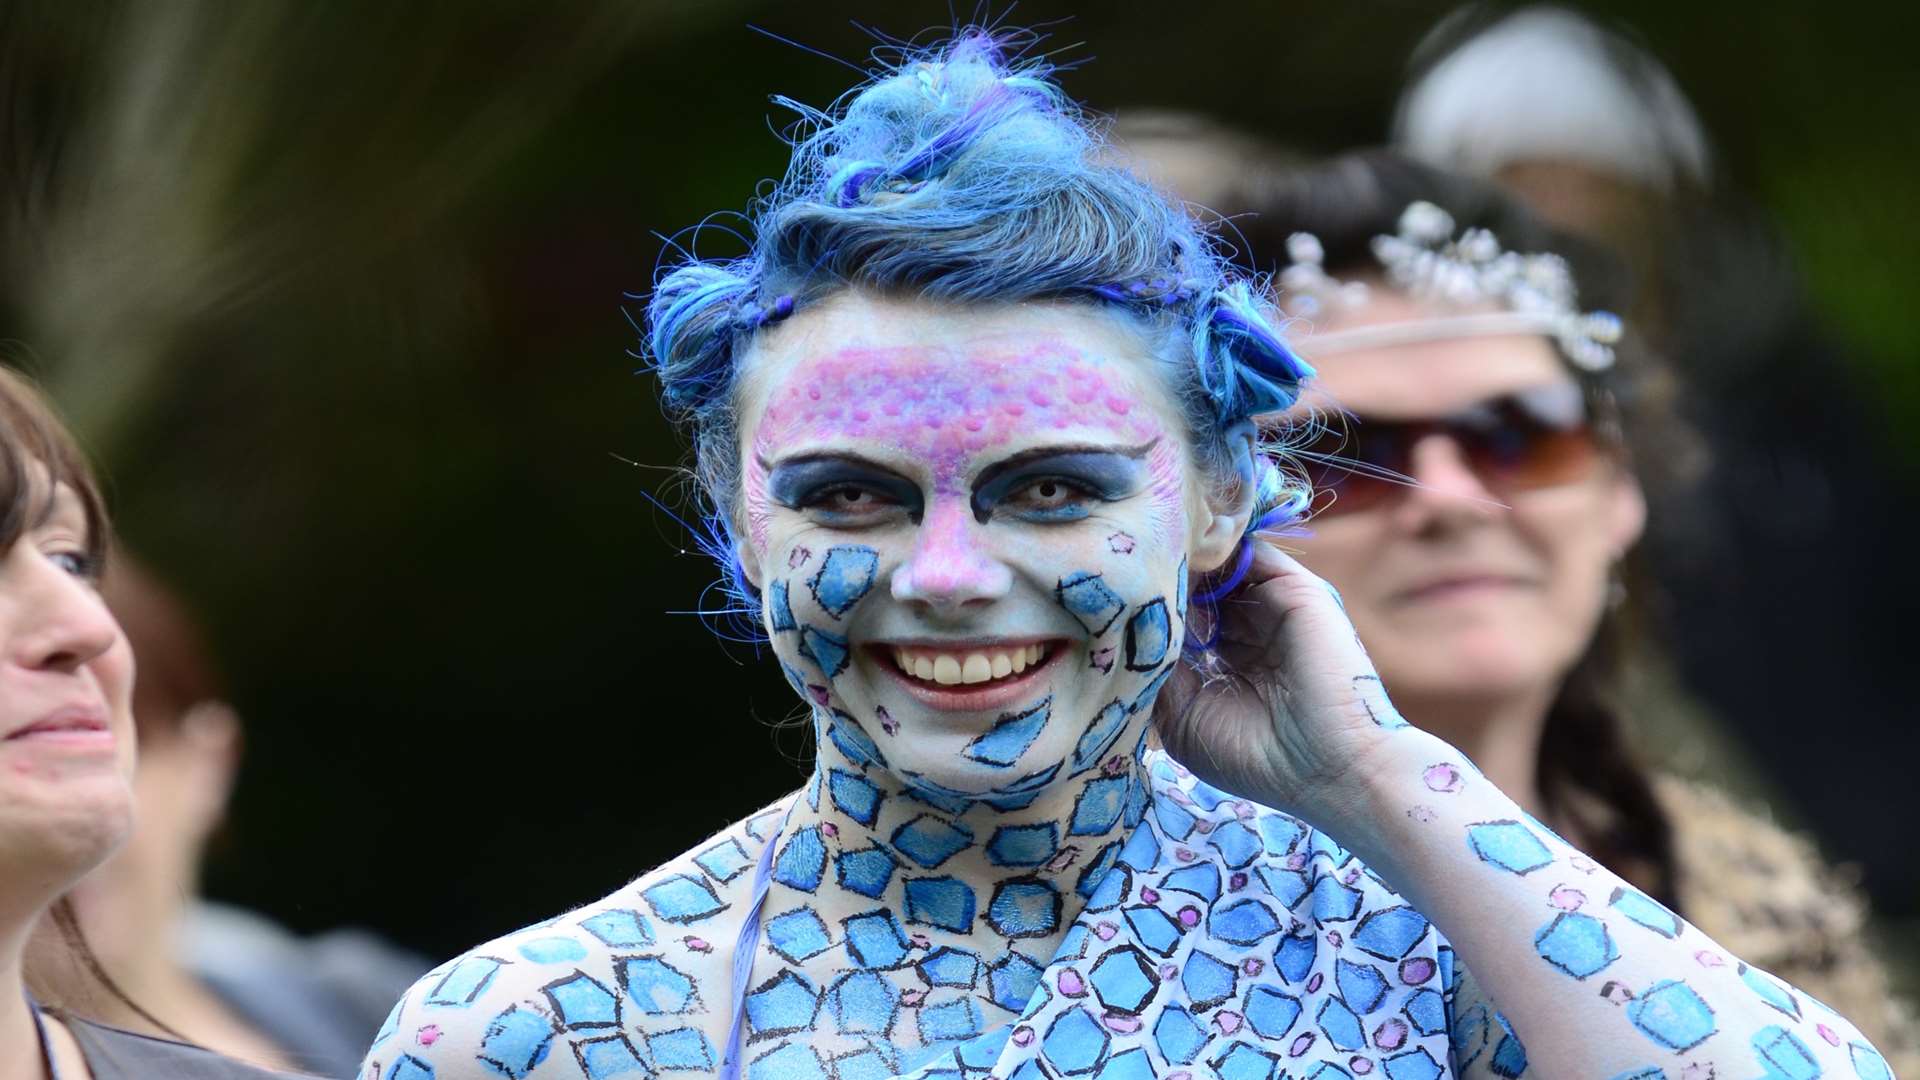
[358,801,789,1080]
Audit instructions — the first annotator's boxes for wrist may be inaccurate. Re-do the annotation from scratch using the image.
[1300,728,1466,861]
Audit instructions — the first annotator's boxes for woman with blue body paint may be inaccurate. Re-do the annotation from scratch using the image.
[362,35,1895,1080]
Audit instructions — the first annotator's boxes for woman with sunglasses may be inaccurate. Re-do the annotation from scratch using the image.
[1125,143,1917,1066]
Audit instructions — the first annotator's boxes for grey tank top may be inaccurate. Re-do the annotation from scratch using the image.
[61,1016,312,1080]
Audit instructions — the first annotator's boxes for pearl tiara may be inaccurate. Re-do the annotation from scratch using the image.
[1278,201,1623,372]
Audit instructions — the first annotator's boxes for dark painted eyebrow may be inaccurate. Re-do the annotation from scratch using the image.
[970,440,1158,489]
[758,450,914,480]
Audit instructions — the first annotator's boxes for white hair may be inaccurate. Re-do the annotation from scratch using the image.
[1392,5,1712,192]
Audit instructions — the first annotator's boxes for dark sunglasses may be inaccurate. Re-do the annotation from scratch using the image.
[1268,382,1607,518]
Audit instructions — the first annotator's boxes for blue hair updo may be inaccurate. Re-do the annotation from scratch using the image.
[643,33,1312,625]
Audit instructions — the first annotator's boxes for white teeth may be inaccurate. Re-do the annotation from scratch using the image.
[891,644,1052,685]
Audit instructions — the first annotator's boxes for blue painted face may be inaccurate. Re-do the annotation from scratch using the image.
[737,298,1207,798]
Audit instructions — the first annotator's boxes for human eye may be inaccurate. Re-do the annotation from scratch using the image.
[1000,475,1099,522]
[799,482,906,524]
[767,457,923,528]
[45,547,101,583]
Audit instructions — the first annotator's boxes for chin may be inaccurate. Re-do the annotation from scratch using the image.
[1384,630,1563,701]
[0,787,133,887]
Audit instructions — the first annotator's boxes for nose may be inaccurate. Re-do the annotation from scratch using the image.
[10,555,121,675]
[890,499,1013,610]
[1392,433,1502,532]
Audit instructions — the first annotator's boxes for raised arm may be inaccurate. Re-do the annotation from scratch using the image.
[1156,541,1895,1077]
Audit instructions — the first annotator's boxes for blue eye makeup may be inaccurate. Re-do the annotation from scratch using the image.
[970,446,1152,524]
[766,456,925,524]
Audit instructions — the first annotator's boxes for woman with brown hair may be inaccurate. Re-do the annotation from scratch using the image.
[0,364,297,1079]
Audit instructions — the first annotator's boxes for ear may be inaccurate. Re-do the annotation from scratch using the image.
[178,702,243,843]
[734,536,766,593]
[1191,422,1259,574]
[1605,468,1647,556]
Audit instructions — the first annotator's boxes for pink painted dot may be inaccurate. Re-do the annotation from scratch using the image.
[1343,867,1361,885]
[1285,853,1308,870]
[1058,969,1087,997]
[807,685,830,706]
[1194,821,1216,835]
[1600,981,1633,1005]
[1327,931,1344,947]
[1094,921,1118,941]
[1372,1018,1407,1050]
[901,988,926,1007]
[1242,958,1264,976]
[417,1025,442,1046]
[1305,972,1324,994]
[910,932,930,949]
[1212,1011,1243,1035]
[1229,872,1248,891]
[1694,950,1726,968]
[1107,531,1136,554]
[1422,763,1463,792]
[964,416,984,432]
[1289,1032,1317,1056]
[1351,1058,1374,1074]
[852,408,871,421]
[1549,885,1586,911]
[1159,963,1178,979]
[1817,1023,1841,1046]
[1139,887,1160,904]
[1167,1073,1191,1080]
[1011,1026,1034,1046]
[1104,1013,1143,1034]
[1177,906,1201,928]
[1234,802,1256,821]
[1175,848,1195,863]
[683,935,711,952]
[1104,395,1133,415]
[807,386,821,400]
[1028,389,1053,407]
[1399,957,1436,985]
[821,823,838,838]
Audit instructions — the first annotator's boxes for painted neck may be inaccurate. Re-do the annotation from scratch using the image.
[771,706,1154,953]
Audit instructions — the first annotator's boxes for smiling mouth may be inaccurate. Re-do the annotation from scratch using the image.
[886,642,1056,687]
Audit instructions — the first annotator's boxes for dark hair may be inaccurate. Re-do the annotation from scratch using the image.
[0,365,108,572]
[1121,137,1691,906]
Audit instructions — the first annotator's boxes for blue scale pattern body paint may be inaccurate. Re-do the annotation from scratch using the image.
[361,744,1889,1079]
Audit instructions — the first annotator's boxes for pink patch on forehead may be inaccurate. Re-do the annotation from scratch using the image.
[750,341,1164,487]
